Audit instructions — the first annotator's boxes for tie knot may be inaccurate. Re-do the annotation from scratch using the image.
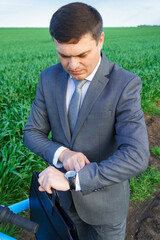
[72,79,87,89]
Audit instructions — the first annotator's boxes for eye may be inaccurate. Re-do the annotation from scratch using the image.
[60,55,68,58]
[79,54,87,58]
[62,55,68,59]
[58,52,68,58]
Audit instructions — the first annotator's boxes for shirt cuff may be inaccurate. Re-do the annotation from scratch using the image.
[53,146,67,168]
[75,173,81,191]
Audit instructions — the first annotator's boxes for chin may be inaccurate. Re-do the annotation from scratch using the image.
[71,75,85,80]
[73,76,84,80]
[74,72,89,80]
[68,70,88,80]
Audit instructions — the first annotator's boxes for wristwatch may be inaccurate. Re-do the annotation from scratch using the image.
[64,170,76,190]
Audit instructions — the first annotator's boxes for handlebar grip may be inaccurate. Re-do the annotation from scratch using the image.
[0,205,39,233]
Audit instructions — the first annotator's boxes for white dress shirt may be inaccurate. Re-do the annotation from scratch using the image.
[53,57,101,190]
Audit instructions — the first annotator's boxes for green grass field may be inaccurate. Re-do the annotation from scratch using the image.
[0,27,160,237]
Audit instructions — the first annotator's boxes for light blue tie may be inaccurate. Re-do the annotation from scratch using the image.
[68,79,87,133]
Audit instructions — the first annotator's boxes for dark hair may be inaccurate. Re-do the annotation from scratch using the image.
[49,2,103,43]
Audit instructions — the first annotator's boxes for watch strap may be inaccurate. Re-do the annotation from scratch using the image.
[68,177,76,190]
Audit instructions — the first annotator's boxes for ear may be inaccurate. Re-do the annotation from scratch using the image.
[98,32,104,50]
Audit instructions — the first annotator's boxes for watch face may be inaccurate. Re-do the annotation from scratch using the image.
[65,170,76,178]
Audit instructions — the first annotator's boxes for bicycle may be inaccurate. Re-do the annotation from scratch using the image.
[0,199,38,240]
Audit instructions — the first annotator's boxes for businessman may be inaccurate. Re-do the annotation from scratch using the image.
[23,2,150,240]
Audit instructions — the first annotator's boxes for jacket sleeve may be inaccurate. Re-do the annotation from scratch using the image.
[78,76,150,195]
[23,72,63,165]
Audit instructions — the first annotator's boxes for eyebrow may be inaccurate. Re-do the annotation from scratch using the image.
[57,50,90,58]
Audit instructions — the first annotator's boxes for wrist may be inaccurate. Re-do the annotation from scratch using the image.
[59,149,71,163]
[63,175,70,190]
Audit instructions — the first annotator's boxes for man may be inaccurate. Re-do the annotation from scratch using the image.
[23,2,150,240]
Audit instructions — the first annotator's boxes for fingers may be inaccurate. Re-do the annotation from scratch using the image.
[63,153,90,172]
[38,166,54,194]
[38,183,52,194]
[72,159,82,172]
[59,149,90,171]
[38,166,70,192]
[39,186,45,191]
[39,186,47,192]
[85,158,90,164]
[39,166,50,179]
[70,153,90,171]
[75,158,86,171]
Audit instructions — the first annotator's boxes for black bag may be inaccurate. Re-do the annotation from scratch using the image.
[30,172,79,240]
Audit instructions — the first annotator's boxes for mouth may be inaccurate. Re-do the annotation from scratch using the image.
[69,70,84,76]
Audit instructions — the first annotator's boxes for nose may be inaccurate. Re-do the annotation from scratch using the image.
[68,57,79,70]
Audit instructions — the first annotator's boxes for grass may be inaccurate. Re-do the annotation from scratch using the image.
[130,165,160,202]
[0,223,21,239]
[103,27,160,113]
[150,146,160,158]
[0,27,160,238]
[130,146,160,202]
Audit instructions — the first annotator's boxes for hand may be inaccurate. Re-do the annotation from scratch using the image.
[38,166,70,194]
[59,149,90,172]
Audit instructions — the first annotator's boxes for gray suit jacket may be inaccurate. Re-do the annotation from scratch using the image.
[23,53,149,225]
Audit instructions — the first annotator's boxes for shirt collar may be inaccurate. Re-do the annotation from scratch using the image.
[85,57,101,81]
[70,56,101,82]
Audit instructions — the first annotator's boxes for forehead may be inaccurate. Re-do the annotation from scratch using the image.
[54,33,97,57]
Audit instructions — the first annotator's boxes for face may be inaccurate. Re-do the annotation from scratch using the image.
[54,33,104,80]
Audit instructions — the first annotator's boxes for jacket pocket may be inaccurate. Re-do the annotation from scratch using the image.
[87,110,112,119]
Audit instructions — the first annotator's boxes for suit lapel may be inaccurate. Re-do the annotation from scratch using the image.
[56,68,71,143]
[70,54,111,146]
